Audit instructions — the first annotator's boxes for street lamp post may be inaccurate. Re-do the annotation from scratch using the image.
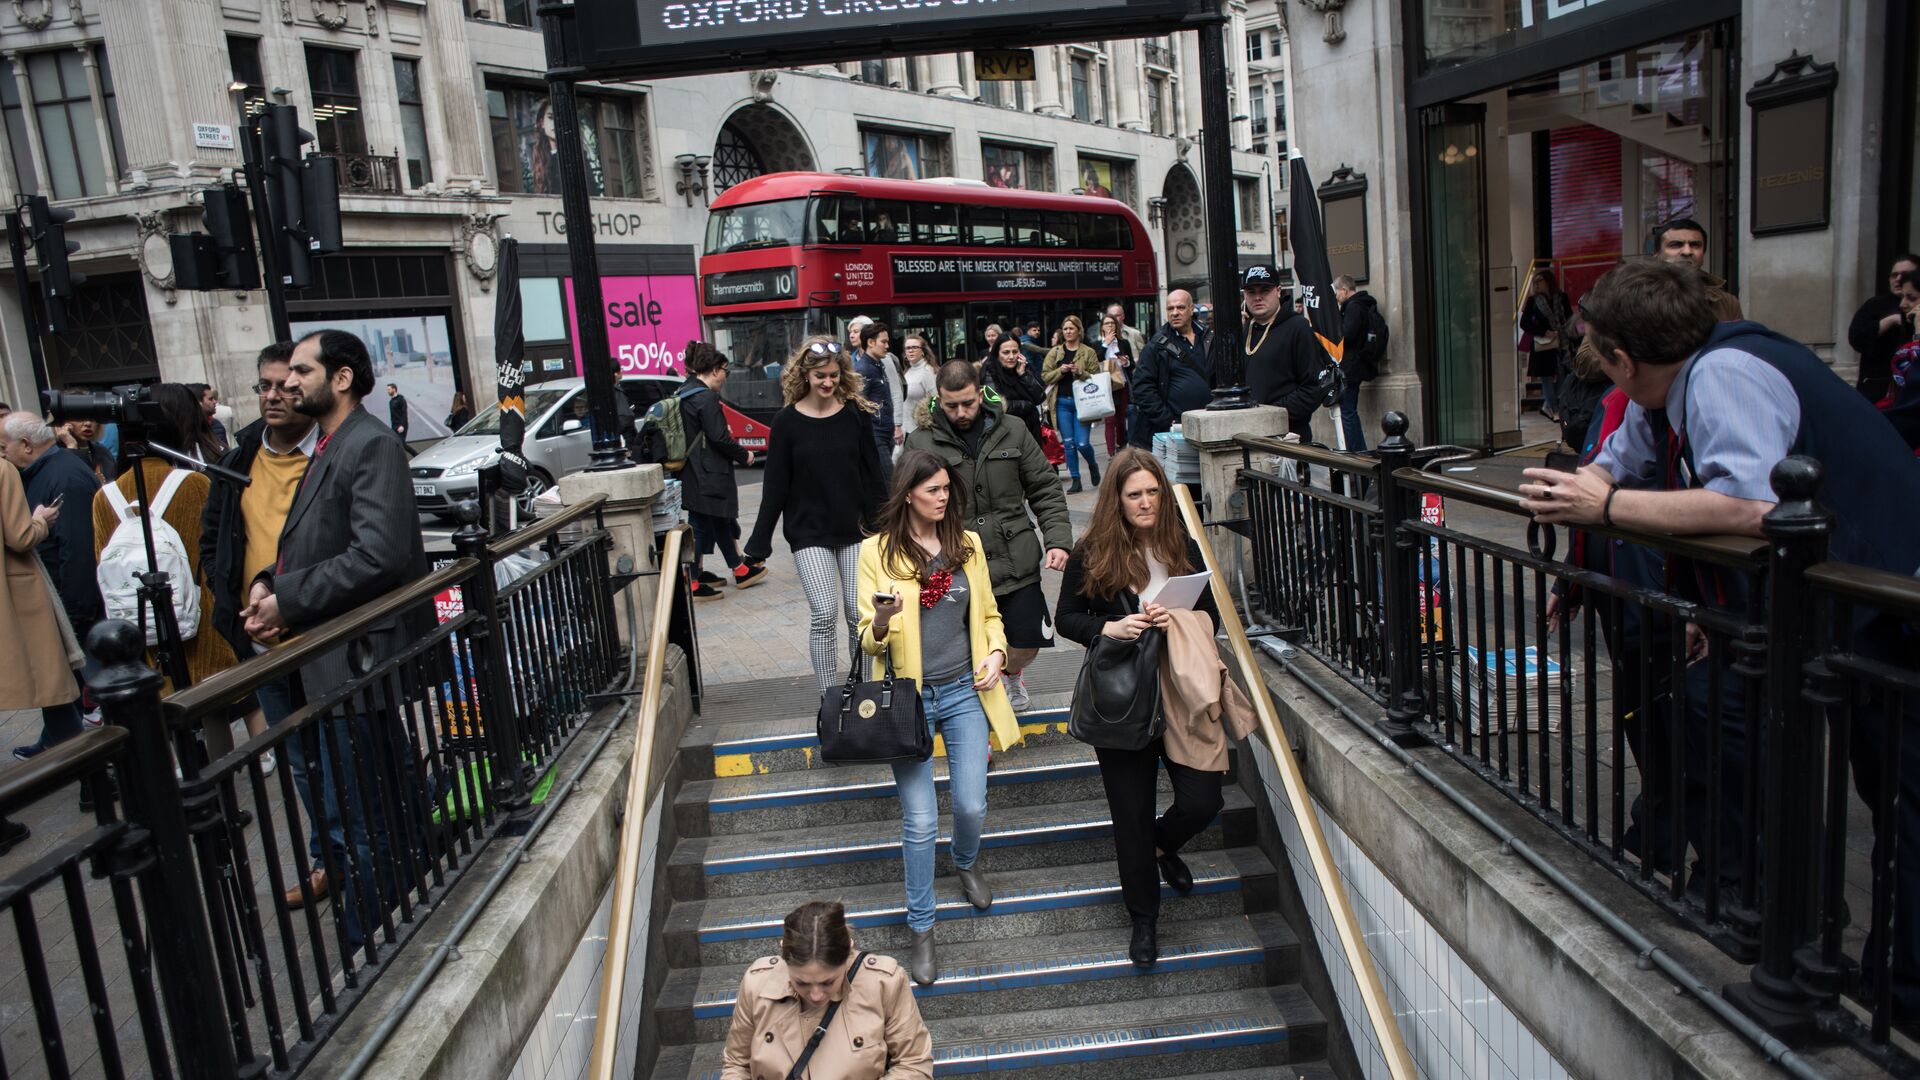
[1196,17,1250,409]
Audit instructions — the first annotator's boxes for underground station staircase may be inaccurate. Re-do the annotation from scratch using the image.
[648,692,1335,1078]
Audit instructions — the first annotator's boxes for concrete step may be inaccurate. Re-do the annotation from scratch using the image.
[683,701,1080,779]
[677,739,1236,836]
[654,912,1303,1044]
[668,788,1257,899]
[664,846,1280,969]
[653,985,1325,1077]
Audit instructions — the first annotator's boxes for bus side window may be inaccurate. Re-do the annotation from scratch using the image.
[966,206,1007,246]
[868,200,909,244]
[1043,213,1077,248]
[1006,209,1043,248]
[809,196,840,244]
[914,202,961,245]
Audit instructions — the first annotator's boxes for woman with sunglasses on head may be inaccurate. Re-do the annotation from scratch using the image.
[721,900,932,1080]
[746,337,886,697]
[1054,448,1224,969]
[858,449,1022,986]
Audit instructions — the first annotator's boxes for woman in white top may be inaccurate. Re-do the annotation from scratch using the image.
[899,333,939,438]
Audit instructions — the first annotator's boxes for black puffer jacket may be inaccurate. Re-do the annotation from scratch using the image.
[1130,324,1213,446]
[979,356,1047,443]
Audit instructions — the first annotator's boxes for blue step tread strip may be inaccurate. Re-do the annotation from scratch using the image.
[691,850,1261,942]
[697,741,1099,812]
[692,789,1249,875]
[685,927,1266,1017]
[681,1009,1290,1079]
[707,707,1073,758]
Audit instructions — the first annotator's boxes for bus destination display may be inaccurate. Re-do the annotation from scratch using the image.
[890,254,1123,294]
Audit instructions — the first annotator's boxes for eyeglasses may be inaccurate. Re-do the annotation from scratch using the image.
[253,381,287,395]
[807,341,845,356]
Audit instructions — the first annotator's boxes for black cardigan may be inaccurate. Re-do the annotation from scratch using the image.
[1055,537,1217,647]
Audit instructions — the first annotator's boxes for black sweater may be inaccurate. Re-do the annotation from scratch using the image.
[744,402,883,559]
[1245,308,1326,438]
[1055,538,1218,647]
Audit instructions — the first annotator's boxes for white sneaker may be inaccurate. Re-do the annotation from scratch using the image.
[1007,673,1030,711]
[260,749,276,777]
[81,709,103,730]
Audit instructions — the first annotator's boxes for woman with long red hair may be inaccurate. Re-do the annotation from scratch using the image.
[1054,448,1221,969]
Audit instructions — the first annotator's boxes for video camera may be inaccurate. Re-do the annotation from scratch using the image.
[41,384,163,432]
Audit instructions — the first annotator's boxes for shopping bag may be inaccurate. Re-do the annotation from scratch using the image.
[1073,372,1116,421]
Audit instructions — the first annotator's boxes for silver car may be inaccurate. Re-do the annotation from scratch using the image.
[408,375,677,519]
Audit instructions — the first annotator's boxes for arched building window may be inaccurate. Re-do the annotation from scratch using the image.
[712,122,766,195]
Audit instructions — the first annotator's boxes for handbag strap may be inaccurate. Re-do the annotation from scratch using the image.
[783,951,868,1080]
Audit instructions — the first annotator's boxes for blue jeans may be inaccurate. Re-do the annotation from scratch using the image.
[891,674,991,933]
[266,677,392,945]
[1338,381,1367,452]
[257,676,333,867]
[1054,398,1097,480]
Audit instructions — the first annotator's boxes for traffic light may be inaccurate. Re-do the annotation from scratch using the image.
[24,195,84,333]
[171,185,263,292]
[260,104,342,288]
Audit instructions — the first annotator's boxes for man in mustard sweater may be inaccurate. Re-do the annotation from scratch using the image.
[200,341,331,907]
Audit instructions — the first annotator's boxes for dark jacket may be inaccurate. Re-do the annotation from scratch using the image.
[1131,323,1212,447]
[1246,307,1327,438]
[201,419,267,658]
[978,356,1048,443]
[851,351,895,440]
[1338,291,1382,382]
[677,376,749,519]
[21,444,103,628]
[904,398,1072,596]
[258,407,429,700]
[446,407,473,431]
[1054,537,1217,647]
[388,393,411,438]
[1849,292,1906,395]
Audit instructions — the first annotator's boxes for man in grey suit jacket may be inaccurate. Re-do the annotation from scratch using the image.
[243,328,427,940]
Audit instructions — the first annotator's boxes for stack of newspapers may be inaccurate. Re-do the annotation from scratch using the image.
[1451,645,1568,736]
[1152,427,1202,484]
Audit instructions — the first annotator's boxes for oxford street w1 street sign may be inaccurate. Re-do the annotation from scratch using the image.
[571,0,1214,80]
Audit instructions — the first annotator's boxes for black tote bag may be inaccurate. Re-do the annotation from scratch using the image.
[1068,594,1166,750]
[818,652,933,765]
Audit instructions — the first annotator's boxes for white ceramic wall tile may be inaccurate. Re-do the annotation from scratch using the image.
[1250,741,1569,1080]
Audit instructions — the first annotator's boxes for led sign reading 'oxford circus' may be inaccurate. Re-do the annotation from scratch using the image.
[575,0,1208,78]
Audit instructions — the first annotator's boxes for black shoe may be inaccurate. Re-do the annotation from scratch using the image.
[1129,917,1158,968]
[1067,477,1084,494]
[695,569,725,587]
[1089,459,1101,486]
[1157,852,1194,895]
[0,818,27,856]
[690,580,725,602]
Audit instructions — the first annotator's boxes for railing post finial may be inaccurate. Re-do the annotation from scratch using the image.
[1374,411,1425,745]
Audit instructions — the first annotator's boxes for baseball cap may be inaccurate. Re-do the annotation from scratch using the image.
[1241,264,1279,289]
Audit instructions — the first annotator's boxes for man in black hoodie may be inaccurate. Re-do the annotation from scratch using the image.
[1243,264,1325,439]
[1334,275,1384,451]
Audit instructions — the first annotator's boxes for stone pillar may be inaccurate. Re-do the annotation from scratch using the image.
[1032,46,1064,115]
[4,53,51,192]
[1113,40,1146,130]
[1180,404,1287,579]
[560,464,665,650]
[94,0,231,184]
[75,45,117,195]
[422,0,488,189]
[928,53,966,98]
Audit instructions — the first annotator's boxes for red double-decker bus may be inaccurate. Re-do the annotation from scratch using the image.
[697,172,1160,423]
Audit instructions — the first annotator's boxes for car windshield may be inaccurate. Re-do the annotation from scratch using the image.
[460,387,572,435]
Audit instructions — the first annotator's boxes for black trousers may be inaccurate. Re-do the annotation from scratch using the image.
[1095,740,1224,919]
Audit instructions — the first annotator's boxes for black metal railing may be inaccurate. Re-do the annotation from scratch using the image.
[320,151,404,195]
[1236,415,1917,1066]
[0,495,630,1078]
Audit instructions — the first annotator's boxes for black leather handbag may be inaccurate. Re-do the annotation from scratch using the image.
[818,652,933,765]
[1069,594,1166,751]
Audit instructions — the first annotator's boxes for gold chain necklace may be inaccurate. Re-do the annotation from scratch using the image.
[1245,318,1275,355]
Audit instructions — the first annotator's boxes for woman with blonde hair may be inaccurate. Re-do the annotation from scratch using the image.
[858,449,1020,985]
[1041,314,1102,492]
[721,900,932,1079]
[745,337,885,695]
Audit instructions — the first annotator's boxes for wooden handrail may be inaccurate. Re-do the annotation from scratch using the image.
[1174,485,1417,1080]
[587,524,688,1080]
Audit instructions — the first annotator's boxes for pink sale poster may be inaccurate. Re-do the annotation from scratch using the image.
[565,274,702,377]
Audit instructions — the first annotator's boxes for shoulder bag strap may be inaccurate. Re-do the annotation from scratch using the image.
[783,952,867,1080]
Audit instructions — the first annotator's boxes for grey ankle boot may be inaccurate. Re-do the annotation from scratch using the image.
[955,864,993,911]
[909,928,937,986]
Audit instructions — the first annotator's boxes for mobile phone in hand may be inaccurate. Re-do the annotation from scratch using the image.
[1545,451,1581,473]
[872,592,896,607]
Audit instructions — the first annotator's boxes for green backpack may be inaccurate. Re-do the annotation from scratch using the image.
[642,384,706,471]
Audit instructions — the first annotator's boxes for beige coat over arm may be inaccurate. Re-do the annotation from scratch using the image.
[721,952,933,1080]
[0,458,78,708]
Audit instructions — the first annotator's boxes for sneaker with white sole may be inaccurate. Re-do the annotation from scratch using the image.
[260,749,277,776]
[1006,673,1030,711]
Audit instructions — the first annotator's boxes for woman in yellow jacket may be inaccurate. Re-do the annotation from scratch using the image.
[1040,313,1103,492]
[858,448,1023,987]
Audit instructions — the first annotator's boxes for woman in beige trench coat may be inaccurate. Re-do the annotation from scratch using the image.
[722,900,932,1080]
[0,456,76,712]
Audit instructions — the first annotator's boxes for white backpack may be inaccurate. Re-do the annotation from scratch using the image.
[98,470,201,646]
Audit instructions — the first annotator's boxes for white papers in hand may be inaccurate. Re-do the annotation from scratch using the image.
[1148,570,1212,611]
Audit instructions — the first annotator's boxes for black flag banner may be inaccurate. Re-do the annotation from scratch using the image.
[1287,153,1349,449]
[494,236,531,508]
